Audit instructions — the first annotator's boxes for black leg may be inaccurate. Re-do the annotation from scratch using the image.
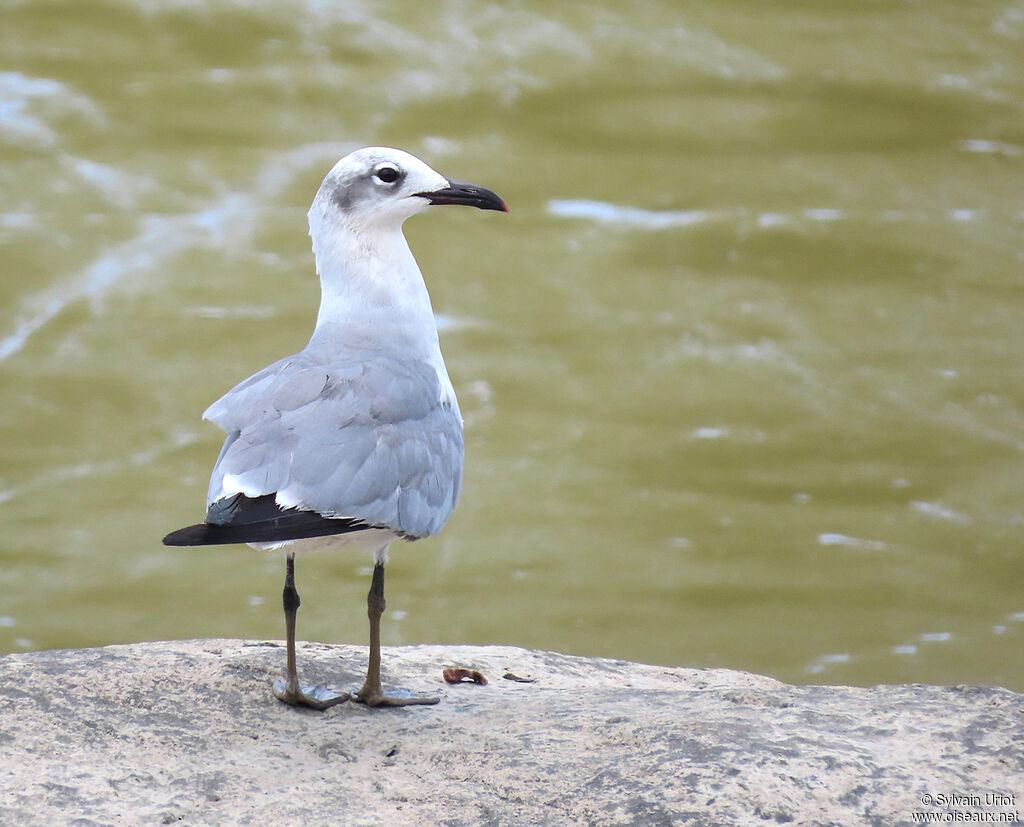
[272,553,347,710]
[353,562,438,707]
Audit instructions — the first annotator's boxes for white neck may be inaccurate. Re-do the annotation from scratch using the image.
[307,217,444,366]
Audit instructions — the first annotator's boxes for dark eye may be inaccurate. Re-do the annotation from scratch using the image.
[374,165,400,184]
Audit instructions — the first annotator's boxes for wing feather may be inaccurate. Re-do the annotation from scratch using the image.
[202,349,463,540]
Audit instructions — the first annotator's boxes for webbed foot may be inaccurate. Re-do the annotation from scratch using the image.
[273,678,349,710]
[351,685,439,707]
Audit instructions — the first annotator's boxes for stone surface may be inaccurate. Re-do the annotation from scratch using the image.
[0,640,1021,826]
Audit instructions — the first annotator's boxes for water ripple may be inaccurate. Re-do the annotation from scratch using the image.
[547,198,1010,231]
[548,199,716,229]
[0,71,103,148]
[0,430,199,507]
[0,194,255,362]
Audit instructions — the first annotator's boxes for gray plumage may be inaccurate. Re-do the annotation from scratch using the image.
[203,341,463,540]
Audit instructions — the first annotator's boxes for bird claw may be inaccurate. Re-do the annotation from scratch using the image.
[273,678,349,710]
[352,686,439,707]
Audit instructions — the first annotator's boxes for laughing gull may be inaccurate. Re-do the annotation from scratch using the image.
[164,147,506,709]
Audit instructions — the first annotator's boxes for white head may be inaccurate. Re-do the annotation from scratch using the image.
[308,146,506,237]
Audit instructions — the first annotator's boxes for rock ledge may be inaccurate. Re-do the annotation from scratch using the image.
[0,640,1020,826]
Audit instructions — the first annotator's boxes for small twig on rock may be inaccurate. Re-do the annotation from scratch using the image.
[502,671,536,683]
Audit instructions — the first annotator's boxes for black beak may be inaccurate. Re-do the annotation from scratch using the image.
[417,179,508,212]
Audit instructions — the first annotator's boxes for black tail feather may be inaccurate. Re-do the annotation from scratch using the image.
[162,493,375,546]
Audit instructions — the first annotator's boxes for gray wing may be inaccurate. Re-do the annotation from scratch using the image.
[202,350,463,539]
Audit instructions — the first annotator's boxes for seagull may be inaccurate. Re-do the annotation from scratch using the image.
[163,147,506,709]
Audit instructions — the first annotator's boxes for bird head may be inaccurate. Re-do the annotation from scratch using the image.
[310,146,507,235]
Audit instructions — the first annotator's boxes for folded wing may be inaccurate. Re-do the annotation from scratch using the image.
[194,349,463,543]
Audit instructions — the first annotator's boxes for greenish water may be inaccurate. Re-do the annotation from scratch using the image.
[1,1,1022,691]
